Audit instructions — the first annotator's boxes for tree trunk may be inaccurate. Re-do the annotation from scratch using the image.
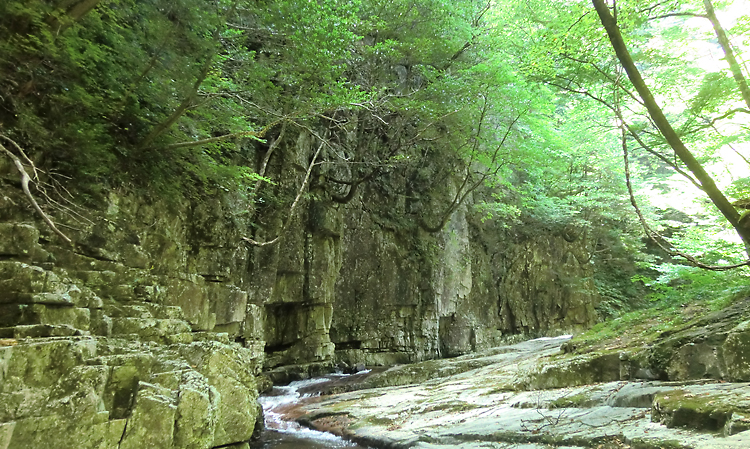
[66,0,102,22]
[703,0,750,110]
[591,0,750,254]
[139,53,215,150]
[47,0,103,34]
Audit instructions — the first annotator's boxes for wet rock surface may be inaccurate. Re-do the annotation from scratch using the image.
[292,337,750,449]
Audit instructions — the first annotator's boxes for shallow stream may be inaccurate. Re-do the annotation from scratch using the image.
[250,376,370,449]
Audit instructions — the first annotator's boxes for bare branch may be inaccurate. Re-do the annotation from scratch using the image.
[242,139,324,247]
[706,122,750,166]
[649,12,707,20]
[251,122,286,196]
[419,108,523,233]
[161,118,285,151]
[0,137,73,246]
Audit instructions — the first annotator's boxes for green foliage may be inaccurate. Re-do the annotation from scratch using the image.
[2,0,746,329]
[637,264,750,309]
[0,0,373,198]
[574,265,749,344]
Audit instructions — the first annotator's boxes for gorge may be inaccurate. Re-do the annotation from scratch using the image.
[1,0,750,448]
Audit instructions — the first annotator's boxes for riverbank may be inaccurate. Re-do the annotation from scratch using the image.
[282,335,750,449]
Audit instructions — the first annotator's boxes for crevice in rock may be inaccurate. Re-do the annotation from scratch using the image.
[200,275,228,283]
[335,340,362,350]
[73,250,117,263]
[117,418,128,448]
[264,341,295,354]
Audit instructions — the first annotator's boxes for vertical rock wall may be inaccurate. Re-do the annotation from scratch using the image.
[0,156,263,449]
[242,128,599,373]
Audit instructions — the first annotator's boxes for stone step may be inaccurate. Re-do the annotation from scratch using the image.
[0,304,90,331]
[0,223,50,263]
[103,301,185,321]
[104,303,154,319]
[0,262,72,303]
[112,332,194,345]
[68,271,138,301]
[146,304,185,320]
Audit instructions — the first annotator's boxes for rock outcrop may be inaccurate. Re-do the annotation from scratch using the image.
[252,131,600,376]
[0,155,263,448]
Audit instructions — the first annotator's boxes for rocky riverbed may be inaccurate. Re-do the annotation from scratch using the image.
[280,336,750,449]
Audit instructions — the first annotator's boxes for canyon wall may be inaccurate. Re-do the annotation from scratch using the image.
[251,129,600,374]
[0,130,599,448]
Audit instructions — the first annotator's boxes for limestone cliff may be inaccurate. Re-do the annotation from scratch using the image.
[245,128,600,374]
[0,155,263,448]
[0,127,600,448]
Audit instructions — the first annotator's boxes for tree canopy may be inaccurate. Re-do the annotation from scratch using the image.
[1,0,749,311]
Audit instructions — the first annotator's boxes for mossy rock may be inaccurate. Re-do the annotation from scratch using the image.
[521,351,622,390]
[548,392,596,409]
[652,388,750,433]
[724,320,750,382]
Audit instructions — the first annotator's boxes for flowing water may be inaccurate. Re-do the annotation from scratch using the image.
[250,375,371,449]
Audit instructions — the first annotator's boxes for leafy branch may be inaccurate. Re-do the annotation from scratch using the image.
[419,98,524,233]
[616,95,750,271]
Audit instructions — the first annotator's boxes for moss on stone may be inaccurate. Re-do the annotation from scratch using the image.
[548,392,594,409]
[652,388,750,432]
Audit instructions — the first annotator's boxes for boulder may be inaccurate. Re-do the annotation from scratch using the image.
[724,320,750,382]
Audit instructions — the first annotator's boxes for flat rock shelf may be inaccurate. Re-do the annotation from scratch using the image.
[280,336,750,449]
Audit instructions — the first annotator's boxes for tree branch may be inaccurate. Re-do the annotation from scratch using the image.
[703,0,750,110]
[544,78,703,188]
[242,139,324,247]
[419,107,522,233]
[649,12,707,20]
[250,122,286,197]
[160,118,285,151]
[47,0,103,35]
[592,0,750,255]
[0,136,73,246]
[139,31,219,150]
[618,110,749,271]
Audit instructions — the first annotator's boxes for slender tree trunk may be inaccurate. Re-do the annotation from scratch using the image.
[592,0,750,255]
[703,0,750,110]
[66,0,101,21]
[47,0,103,34]
[139,54,215,150]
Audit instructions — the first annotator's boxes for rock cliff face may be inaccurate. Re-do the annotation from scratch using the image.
[0,160,263,448]
[246,130,600,374]
[0,130,600,448]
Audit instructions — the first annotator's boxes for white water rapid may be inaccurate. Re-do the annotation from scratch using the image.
[253,375,369,449]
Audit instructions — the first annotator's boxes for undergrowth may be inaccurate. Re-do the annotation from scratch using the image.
[573,265,750,348]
